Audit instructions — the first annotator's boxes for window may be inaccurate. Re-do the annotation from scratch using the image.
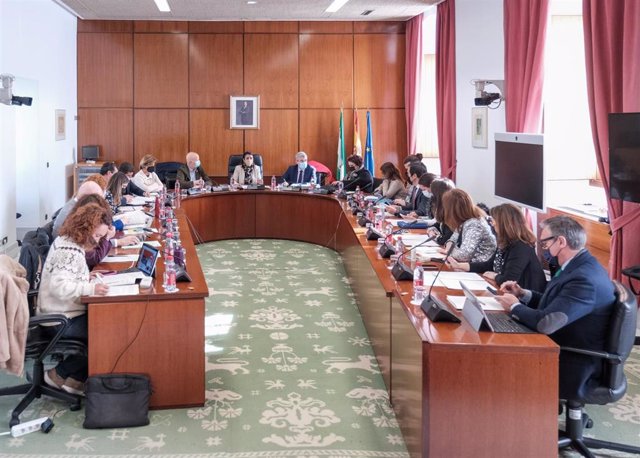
[543,1,607,214]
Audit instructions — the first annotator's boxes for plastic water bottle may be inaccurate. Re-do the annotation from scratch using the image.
[374,206,384,231]
[395,236,404,255]
[309,173,316,193]
[413,265,425,303]
[163,255,178,293]
[174,179,181,208]
[271,175,277,190]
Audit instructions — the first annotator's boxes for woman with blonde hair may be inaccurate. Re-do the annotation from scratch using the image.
[132,154,163,193]
[447,203,546,290]
[441,189,496,263]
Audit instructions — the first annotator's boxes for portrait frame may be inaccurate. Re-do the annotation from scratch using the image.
[55,109,66,141]
[471,107,488,148]
[230,95,260,129]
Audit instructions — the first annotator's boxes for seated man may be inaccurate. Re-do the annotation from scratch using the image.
[99,162,117,182]
[386,163,428,216]
[495,216,615,400]
[333,154,374,192]
[176,152,213,190]
[119,162,148,197]
[281,151,317,185]
[52,181,104,238]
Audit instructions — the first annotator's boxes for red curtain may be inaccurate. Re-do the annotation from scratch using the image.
[583,0,640,282]
[436,0,457,181]
[503,0,549,133]
[405,14,424,157]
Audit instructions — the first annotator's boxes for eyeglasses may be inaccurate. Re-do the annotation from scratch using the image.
[538,235,557,249]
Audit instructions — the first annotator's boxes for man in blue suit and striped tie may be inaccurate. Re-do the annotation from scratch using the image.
[496,215,615,400]
[281,152,317,185]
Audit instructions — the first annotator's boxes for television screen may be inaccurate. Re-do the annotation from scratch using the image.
[82,145,100,161]
[609,113,640,204]
[494,133,545,212]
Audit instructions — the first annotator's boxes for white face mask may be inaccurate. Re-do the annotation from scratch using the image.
[298,161,307,170]
[422,190,432,198]
[194,160,201,168]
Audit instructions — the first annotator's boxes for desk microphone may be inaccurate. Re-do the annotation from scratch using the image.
[391,235,436,281]
[378,227,404,258]
[420,243,461,323]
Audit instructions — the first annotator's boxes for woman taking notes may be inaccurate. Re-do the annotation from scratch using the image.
[447,203,547,290]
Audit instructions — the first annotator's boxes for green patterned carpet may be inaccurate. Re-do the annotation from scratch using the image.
[1,239,639,457]
[0,240,408,457]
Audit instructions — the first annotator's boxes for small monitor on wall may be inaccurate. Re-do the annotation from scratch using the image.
[82,145,100,161]
[609,112,640,204]
[494,132,545,212]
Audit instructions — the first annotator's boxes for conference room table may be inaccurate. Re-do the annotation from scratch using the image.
[87,189,559,458]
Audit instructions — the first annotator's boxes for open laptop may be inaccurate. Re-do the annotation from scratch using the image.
[460,281,535,334]
[118,243,160,277]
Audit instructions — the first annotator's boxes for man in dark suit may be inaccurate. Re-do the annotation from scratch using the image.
[176,152,214,189]
[387,163,428,216]
[496,216,615,399]
[281,151,317,185]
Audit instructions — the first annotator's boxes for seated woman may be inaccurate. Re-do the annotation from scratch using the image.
[447,203,547,290]
[441,189,496,263]
[333,154,374,192]
[374,162,407,201]
[105,172,133,214]
[426,178,455,245]
[232,151,263,186]
[37,203,111,395]
[132,154,164,193]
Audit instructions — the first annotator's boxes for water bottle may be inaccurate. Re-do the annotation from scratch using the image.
[174,239,186,267]
[413,265,425,303]
[395,236,404,255]
[374,206,384,231]
[174,179,181,208]
[337,181,344,194]
[309,173,316,193]
[271,175,277,190]
[163,255,178,293]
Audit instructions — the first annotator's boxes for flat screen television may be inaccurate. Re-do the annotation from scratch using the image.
[494,132,545,212]
[609,112,640,204]
[81,145,100,161]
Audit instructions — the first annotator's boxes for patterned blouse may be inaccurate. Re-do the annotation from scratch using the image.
[449,217,497,263]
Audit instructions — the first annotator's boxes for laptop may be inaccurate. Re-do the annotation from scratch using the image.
[118,243,160,277]
[460,281,535,334]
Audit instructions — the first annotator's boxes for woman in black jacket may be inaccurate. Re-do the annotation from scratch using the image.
[447,203,547,291]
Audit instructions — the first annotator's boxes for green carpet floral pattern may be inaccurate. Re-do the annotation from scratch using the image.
[0,240,408,457]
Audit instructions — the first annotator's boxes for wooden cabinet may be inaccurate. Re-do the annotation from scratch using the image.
[73,162,104,194]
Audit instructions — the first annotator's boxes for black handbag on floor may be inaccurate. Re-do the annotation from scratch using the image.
[83,373,152,429]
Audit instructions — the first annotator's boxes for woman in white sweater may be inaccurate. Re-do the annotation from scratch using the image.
[231,151,263,185]
[37,202,111,395]
[132,154,164,193]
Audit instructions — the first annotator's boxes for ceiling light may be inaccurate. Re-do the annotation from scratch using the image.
[247,1,257,4]
[326,0,351,13]
[154,0,171,12]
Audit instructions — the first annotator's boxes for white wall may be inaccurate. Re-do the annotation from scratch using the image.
[0,0,76,252]
[455,0,505,206]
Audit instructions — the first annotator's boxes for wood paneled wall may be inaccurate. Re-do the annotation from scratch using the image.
[77,20,407,177]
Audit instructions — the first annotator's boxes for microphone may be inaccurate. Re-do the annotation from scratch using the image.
[420,243,461,323]
[391,235,436,281]
[378,227,404,258]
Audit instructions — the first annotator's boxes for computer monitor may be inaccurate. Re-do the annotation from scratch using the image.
[609,112,640,204]
[494,132,545,212]
[82,145,100,161]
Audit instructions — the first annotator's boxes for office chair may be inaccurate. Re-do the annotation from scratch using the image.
[557,281,640,457]
[154,161,183,189]
[0,245,85,427]
[227,153,263,178]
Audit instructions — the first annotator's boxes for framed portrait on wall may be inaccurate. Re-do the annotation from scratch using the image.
[230,96,260,129]
[471,107,488,148]
[55,109,66,141]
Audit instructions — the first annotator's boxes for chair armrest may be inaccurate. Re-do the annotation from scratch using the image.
[561,346,623,363]
[30,314,71,329]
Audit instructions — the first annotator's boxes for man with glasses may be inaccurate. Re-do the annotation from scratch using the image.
[495,215,615,399]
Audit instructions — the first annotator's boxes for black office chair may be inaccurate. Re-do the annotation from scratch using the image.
[155,161,183,189]
[372,177,384,190]
[558,281,640,457]
[0,241,85,427]
[227,153,263,178]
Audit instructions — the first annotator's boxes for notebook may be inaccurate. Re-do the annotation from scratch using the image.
[460,281,535,334]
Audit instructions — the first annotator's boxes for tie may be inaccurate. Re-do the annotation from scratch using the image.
[297,169,303,184]
[553,268,563,278]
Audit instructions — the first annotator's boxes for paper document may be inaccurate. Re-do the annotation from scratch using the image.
[440,278,492,291]
[438,272,486,281]
[447,295,503,311]
[127,240,161,249]
[105,284,140,296]
[103,255,140,262]
[99,272,145,286]
[395,235,439,247]
[128,196,155,205]
[117,205,144,213]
